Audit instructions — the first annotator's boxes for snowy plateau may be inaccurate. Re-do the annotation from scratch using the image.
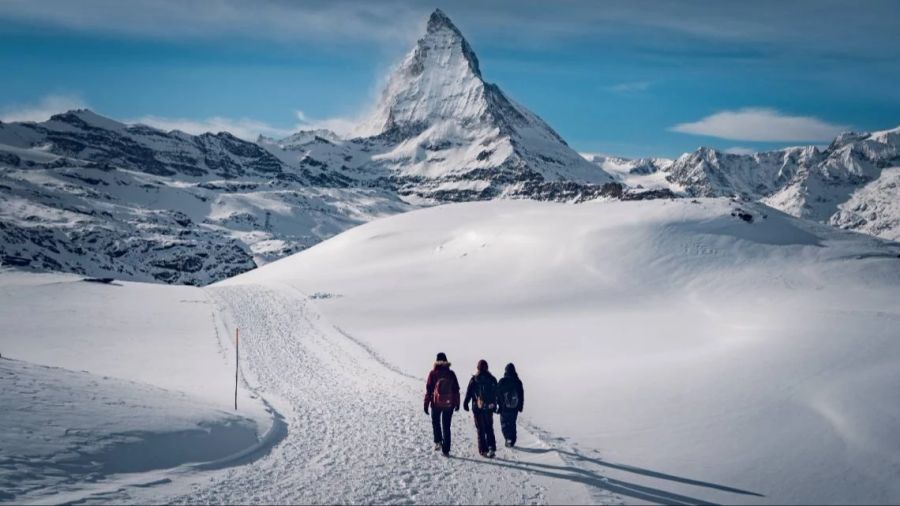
[1,8,900,506]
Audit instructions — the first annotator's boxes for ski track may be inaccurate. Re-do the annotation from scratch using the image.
[164,283,599,505]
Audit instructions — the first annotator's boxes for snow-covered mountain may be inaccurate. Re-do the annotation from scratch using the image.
[0,110,409,284]
[1,9,897,285]
[262,9,617,203]
[587,127,900,241]
[0,10,622,285]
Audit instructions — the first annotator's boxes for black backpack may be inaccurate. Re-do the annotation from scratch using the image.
[474,376,497,410]
[498,379,520,410]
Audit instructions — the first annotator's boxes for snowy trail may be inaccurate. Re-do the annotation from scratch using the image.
[167,283,599,505]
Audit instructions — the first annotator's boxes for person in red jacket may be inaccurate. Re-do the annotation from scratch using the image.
[424,352,460,457]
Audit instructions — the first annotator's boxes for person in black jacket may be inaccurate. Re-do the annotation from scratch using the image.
[496,363,524,447]
[463,359,498,458]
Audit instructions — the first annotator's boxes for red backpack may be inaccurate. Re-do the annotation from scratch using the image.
[432,373,455,409]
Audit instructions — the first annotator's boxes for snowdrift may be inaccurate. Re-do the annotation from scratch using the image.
[0,358,257,502]
[225,198,900,504]
[0,271,271,504]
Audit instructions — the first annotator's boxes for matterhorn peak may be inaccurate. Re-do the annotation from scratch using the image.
[351,8,613,191]
[423,9,481,77]
[358,9,492,136]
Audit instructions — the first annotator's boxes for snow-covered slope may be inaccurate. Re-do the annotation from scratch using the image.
[223,198,900,504]
[0,358,258,503]
[0,270,273,504]
[829,166,900,241]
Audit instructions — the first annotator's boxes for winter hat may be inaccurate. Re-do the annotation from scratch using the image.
[477,359,489,372]
[505,363,516,374]
[436,352,448,362]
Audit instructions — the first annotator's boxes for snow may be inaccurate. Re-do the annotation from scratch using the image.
[224,198,900,504]
[2,6,900,504]
[0,358,257,503]
[0,270,273,504]
[4,198,900,504]
[830,166,900,241]
[349,8,613,188]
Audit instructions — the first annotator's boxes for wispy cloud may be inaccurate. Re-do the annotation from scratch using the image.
[0,94,88,123]
[130,115,295,141]
[724,146,756,155]
[606,81,653,94]
[294,110,360,137]
[132,110,363,141]
[0,93,362,140]
[670,107,850,142]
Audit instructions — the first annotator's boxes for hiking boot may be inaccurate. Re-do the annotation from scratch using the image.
[479,451,488,458]
[441,451,450,458]
[488,449,496,458]
[433,442,442,452]
[504,440,511,447]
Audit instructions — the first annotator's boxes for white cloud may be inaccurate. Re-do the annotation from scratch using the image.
[0,95,88,123]
[130,115,296,141]
[3,95,365,142]
[294,110,360,137]
[724,146,756,155]
[670,108,849,142]
[131,110,363,141]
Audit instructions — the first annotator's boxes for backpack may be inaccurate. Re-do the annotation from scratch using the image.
[498,379,520,410]
[432,374,454,409]
[474,377,497,410]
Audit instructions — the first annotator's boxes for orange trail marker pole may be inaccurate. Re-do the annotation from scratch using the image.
[234,327,239,411]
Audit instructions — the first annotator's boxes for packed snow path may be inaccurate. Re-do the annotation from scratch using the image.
[171,284,597,505]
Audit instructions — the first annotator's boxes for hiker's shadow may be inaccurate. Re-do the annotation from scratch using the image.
[457,448,763,506]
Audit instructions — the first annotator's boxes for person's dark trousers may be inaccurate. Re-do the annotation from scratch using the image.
[500,409,518,445]
[431,407,453,454]
[472,410,497,453]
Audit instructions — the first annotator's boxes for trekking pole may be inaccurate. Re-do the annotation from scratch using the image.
[234,327,239,411]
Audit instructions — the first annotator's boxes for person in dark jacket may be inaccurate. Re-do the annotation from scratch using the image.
[424,352,460,457]
[496,363,524,447]
[463,359,498,458]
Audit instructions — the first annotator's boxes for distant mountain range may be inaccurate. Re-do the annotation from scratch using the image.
[587,125,900,241]
[1,9,897,284]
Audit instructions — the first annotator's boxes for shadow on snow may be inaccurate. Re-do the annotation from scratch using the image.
[456,446,764,506]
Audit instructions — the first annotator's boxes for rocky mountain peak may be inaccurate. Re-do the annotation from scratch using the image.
[423,9,481,77]
[359,9,493,136]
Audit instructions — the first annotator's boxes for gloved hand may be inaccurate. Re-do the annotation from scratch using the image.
[463,402,469,412]
[424,403,429,415]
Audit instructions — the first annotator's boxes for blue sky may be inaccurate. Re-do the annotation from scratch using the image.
[2,0,899,158]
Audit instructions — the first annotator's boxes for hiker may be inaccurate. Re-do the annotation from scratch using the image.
[496,363,524,447]
[424,352,460,457]
[463,359,498,458]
